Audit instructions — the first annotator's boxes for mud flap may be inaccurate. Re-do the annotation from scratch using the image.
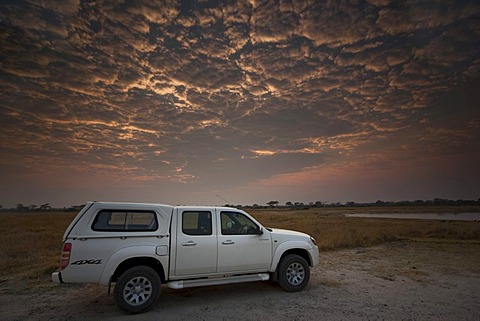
[107,278,112,296]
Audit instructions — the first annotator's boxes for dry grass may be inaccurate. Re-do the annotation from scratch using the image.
[249,207,480,250]
[0,207,479,284]
[0,212,75,282]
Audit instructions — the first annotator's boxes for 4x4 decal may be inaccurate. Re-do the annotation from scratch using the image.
[71,259,102,265]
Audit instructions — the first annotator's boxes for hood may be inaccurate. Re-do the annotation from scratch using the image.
[269,228,311,241]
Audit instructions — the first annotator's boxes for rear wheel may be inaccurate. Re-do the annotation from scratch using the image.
[277,254,310,292]
[114,266,161,314]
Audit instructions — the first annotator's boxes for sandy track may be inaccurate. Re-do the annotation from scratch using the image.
[2,240,479,321]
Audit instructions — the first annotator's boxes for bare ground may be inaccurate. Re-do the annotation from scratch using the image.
[1,240,479,321]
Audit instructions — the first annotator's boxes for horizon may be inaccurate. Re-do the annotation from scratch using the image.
[3,197,480,211]
[1,1,479,208]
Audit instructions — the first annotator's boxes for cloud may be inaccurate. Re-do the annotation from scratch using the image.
[250,0,299,44]
[298,1,381,47]
[376,0,480,35]
[0,0,479,206]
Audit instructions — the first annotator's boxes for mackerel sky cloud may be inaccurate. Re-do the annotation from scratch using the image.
[1,0,479,207]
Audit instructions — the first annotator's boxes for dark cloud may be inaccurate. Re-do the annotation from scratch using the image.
[376,0,480,35]
[0,0,479,206]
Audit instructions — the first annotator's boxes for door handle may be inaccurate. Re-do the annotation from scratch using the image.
[222,240,235,245]
[182,241,197,246]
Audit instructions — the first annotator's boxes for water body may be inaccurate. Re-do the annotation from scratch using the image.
[345,213,480,221]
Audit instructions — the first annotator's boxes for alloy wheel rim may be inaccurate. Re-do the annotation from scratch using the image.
[286,262,305,285]
[123,276,152,306]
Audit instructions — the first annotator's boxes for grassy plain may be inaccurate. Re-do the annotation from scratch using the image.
[1,206,479,286]
[0,212,75,283]
[249,207,480,250]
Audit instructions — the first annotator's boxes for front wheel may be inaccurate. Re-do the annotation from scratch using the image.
[114,265,161,314]
[277,254,310,292]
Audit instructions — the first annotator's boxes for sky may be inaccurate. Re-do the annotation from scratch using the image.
[0,0,479,208]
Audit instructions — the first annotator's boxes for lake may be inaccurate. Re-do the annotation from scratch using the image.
[345,213,480,221]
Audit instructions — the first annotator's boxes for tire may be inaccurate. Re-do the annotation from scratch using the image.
[114,265,161,314]
[277,254,310,292]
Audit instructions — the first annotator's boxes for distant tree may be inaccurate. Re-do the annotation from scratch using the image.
[285,201,293,207]
[433,198,448,206]
[267,201,279,207]
[294,202,304,207]
[316,201,325,207]
[39,203,51,211]
[16,203,27,211]
[413,200,424,206]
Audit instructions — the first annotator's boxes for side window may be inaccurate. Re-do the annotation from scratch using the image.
[92,210,158,231]
[182,211,212,236]
[221,211,259,235]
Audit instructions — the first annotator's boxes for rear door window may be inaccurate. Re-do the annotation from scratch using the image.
[182,211,212,236]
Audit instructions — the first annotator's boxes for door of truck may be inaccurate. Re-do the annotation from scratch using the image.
[216,210,272,273]
[174,208,217,276]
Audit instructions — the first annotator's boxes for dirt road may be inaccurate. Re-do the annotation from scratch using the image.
[2,240,479,321]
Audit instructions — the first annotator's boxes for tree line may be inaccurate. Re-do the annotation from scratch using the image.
[1,198,479,212]
[0,203,85,212]
[239,198,480,209]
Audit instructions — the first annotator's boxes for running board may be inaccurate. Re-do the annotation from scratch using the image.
[166,273,270,289]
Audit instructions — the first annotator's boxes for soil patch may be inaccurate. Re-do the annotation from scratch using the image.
[1,240,479,321]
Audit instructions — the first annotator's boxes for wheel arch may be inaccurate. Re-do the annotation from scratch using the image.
[270,241,314,273]
[111,257,166,284]
[279,248,312,266]
[99,245,168,286]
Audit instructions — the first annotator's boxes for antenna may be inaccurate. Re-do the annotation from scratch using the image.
[216,194,231,204]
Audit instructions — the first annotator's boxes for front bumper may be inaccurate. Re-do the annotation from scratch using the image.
[309,246,320,266]
[52,271,63,283]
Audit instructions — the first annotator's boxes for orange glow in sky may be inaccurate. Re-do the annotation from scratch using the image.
[0,1,479,207]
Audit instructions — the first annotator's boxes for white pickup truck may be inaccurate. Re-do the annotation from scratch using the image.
[52,202,319,314]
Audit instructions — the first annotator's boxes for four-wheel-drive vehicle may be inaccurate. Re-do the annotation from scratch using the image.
[52,202,319,314]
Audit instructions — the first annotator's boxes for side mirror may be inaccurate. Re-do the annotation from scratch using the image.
[257,227,264,235]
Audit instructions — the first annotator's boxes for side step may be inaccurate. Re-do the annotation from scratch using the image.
[166,273,270,289]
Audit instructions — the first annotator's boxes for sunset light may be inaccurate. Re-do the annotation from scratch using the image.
[0,0,479,207]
